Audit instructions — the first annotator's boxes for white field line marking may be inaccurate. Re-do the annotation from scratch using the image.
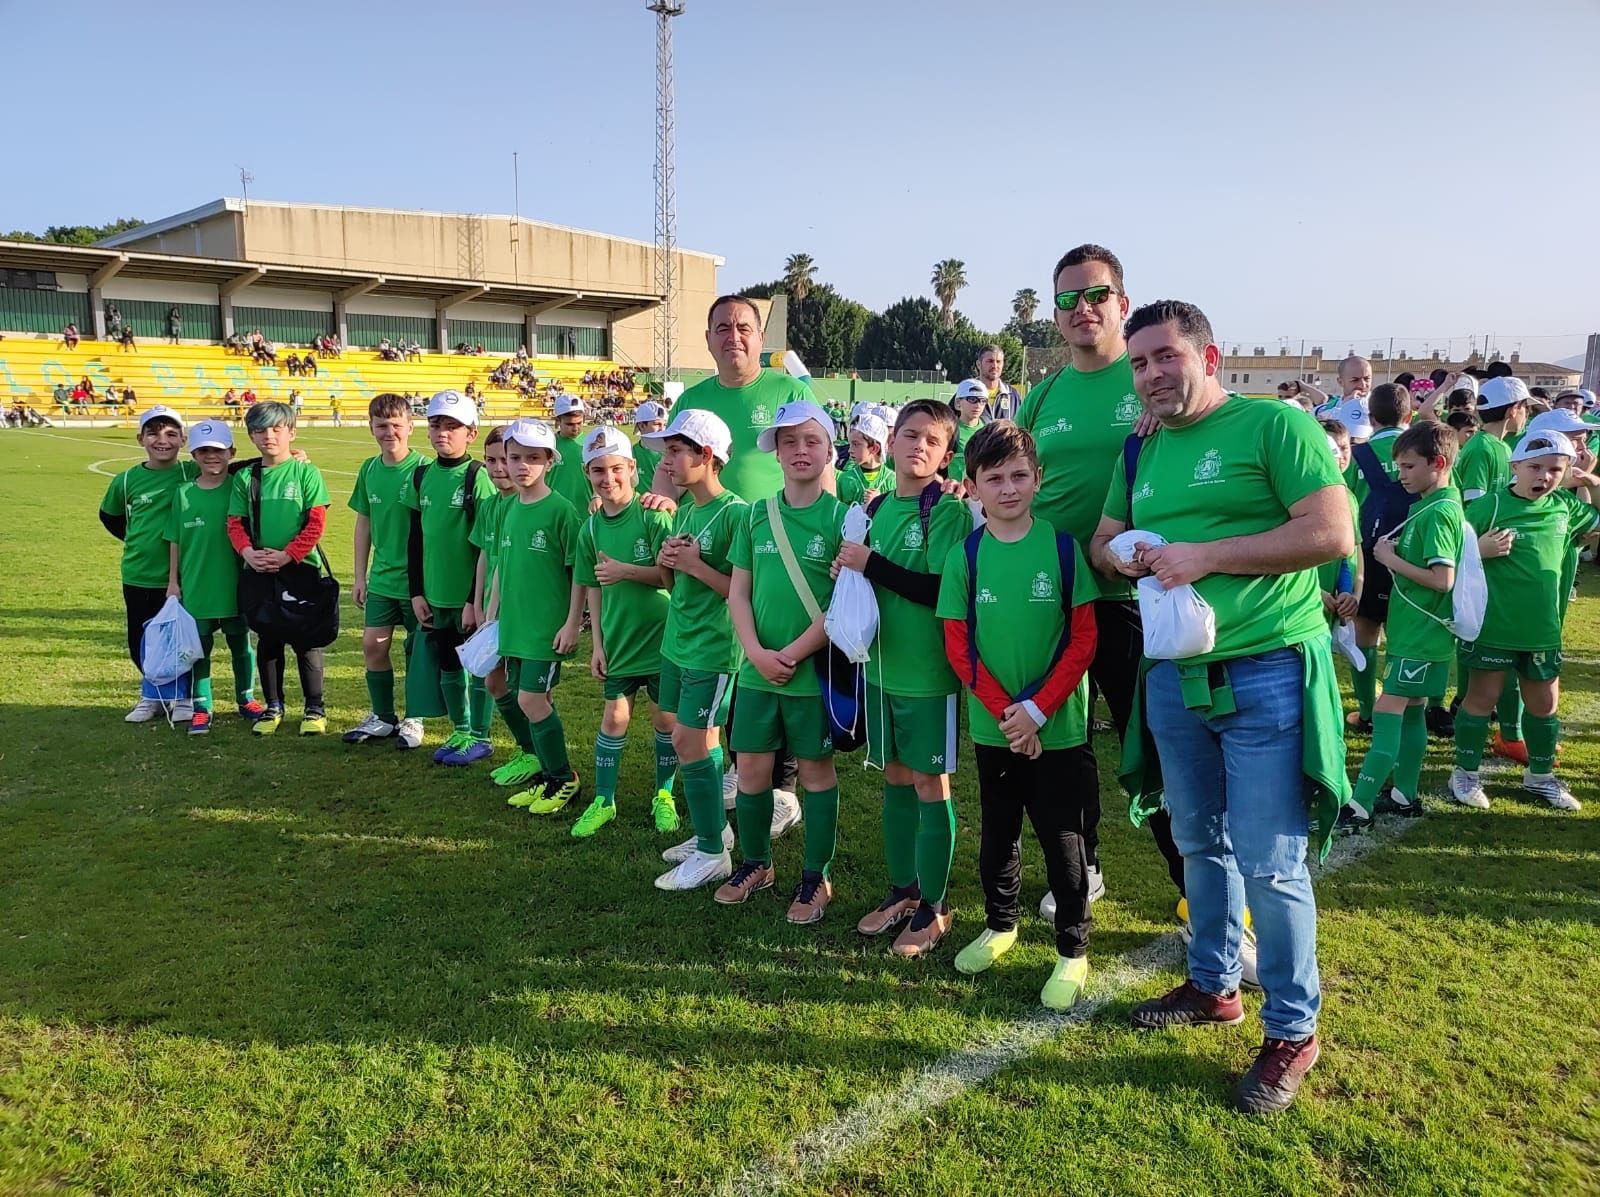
[26,430,359,476]
[716,816,1415,1197]
[88,456,145,477]
[26,429,147,452]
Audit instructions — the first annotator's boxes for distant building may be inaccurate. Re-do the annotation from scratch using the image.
[1214,346,1581,395]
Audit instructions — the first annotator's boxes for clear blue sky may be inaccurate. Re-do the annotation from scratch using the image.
[7,0,1596,363]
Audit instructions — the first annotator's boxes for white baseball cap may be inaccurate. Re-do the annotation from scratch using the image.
[554,394,585,418]
[1446,375,1480,400]
[1478,376,1531,412]
[137,405,185,432]
[756,399,837,452]
[953,378,988,402]
[582,425,634,465]
[187,419,233,451]
[426,390,479,426]
[1335,396,1374,441]
[641,407,733,464]
[1510,429,1577,463]
[851,412,890,455]
[1525,409,1591,438]
[632,400,667,424]
[505,418,556,453]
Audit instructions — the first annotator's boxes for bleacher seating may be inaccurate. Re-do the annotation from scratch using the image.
[0,335,634,426]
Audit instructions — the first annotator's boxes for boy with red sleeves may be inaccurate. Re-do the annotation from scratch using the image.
[935,421,1099,1010]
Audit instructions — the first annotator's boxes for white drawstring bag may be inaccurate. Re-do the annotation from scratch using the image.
[1389,512,1487,644]
[457,619,501,678]
[1332,619,1367,671]
[825,504,878,665]
[1109,530,1217,660]
[141,596,204,687]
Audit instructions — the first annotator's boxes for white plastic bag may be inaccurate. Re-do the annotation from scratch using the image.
[1136,576,1217,660]
[1108,528,1167,564]
[1449,520,1487,643]
[141,595,204,684]
[825,504,879,665]
[1332,619,1367,671]
[457,619,501,678]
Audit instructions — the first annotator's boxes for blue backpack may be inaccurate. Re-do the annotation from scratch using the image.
[960,526,1079,703]
[1351,441,1417,549]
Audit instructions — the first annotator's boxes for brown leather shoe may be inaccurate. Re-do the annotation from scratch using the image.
[1234,1035,1320,1114]
[714,860,774,905]
[890,903,951,958]
[786,870,833,924]
[857,885,921,935]
[1129,980,1245,1030]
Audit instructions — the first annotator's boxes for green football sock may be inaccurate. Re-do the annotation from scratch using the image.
[367,668,398,724]
[1497,675,1523,741]
[1353,710,1404,813]
[530,712,571,778]
[467,674,492,741]
[654,732,678,795]
[1455,711,1491,771]
[440,668,469,735]
[593,732,626,805]
[916,797,957,905]
[192,636,214,712]
[736,789,775,865]
[709,743,725,780]
[1524,713,1560,776]
[1352,653,1377,721]
[1393,703,1428,801]
[224,631,255,704]
[882,783,919,889]
[681,756,725,855]
[495,693,536,752]
[802,785,841,877]
[1452,646,1470,707]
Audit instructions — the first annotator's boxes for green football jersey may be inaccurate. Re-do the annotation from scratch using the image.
[348,451,424,600]
[1103,395,1344,664]
[1344,427,1402,508]
[945,421,982,483]
[551,432,593,514]
[673,370,810,502]
[1454,429,1513,501]
[470,489,513,588]
[575,499,674,679]
[1384,487,1464,662]
[836,461,890,507]
[728,491,847,697]
[865,492,972,697]
[1466,486,1600,651]
[101,461,199,587]
[400,458,499,608]
[935,519,1096,750]
[228,459,330,567]
[661,491,747,673]
[495,491,581,660]
[165,479,240,620]
[634,443,662,493]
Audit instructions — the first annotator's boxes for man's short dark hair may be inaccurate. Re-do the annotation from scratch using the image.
[893,398,960,453]
[1369,382,1411,429]
[1052,243,1125,291]
[977,343,1003,360]
[663,432,723,472]
[707,294,763,331]
[1447,389,1478,411]
[1486,360,1514,379]
[1394,419,1459,467]
[1123,300,1214,353]
[1446,409,1481,434]
[369,392,410,420]
[964,419,1038,479]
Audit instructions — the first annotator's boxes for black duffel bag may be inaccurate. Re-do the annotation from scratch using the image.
[237,461,341,649]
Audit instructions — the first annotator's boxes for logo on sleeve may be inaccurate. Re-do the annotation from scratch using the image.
[1192,449,1225,486]
[1030,571,1055,601]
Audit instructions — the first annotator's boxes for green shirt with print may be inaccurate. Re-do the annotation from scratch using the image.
[935,519,1095,750]
[634,442,662,493]
[673,370,810,502]
[575,499,674,680]
[836,461,890,507]
[349,450,425,601]
[101,461,199,587]
[662,491,747,673]
[1103,395,1345,664]
[470,489,513,588]
[728,491,847,697]
[1465,485,1600,652]
[551,432,592,514]
[400,458,499,609]
[1384,486,1464,662]
[1015,354,1143,600]
[495,491,581,661]
[946,421,982,483]
[228,459,330,567]
[1454,429,1513,501]
[165,480,241,620]
[865,492,972,697]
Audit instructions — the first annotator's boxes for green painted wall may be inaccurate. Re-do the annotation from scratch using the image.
[0,288,91,334]
[348,314,437,348]
[449,319,522,354]
[106,298,222,341]
[535,324,608,358]
[232,306,334,345]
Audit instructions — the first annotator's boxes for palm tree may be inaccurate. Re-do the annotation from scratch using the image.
[930,259,967,329]
[1012,287,1038,326]
[783,253,817,302]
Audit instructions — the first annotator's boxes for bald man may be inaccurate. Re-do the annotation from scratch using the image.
[1315,356,1375,442]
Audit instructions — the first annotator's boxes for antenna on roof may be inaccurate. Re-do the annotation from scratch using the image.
[237,165,254,206]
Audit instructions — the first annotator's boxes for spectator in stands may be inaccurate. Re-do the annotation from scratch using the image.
[302,353,317,378]
[404,340,422,362]
[124,385,137,409]
[241,388,258,409]
[222,388,242,420]
[516,344,530,361]
[285,352,301,377]
[78,377,96,403]
[53,383,71,412]
[254,337,277,367]
[168,306,182,344]
[224,333,246,354]
[105,304,123,341]
[119,324,137,352]
[63,322,80,350]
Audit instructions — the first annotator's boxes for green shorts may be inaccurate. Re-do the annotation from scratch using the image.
[364,592,418,631]
[194,616,248,638]
[602,673,661,703]
[507,657,562,695]
[730,686,834,760]
[659,658,733,729]
[865,685,958,775]
[1462,643,1563,682]
[1381,656,1450,699]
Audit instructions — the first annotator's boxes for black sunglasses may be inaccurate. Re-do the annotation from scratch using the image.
[1054,285,1118,311]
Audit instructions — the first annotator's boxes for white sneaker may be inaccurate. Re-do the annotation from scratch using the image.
[770,789,802,838]
[395,718,425,750]
[723,767,738,810]
[344,713,397,743]
[1522,769,1581,811]
[662,824,734,863]
[1037,866,1105,924]
[125,697,163,723]
[1239,924,1262,991]
[1448,766,1491,810]
[654,849,733,891]
[172,700,194,722]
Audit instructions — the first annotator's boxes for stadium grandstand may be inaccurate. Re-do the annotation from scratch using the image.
[0,198,724,424]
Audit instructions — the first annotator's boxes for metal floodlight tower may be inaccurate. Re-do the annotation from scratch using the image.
[648,0,684,380]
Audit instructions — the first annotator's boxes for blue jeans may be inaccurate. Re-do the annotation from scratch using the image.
[1145,648,1320,1039]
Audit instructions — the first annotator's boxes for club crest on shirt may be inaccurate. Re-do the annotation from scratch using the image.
[633,537,651,561]
[805,535,828,559]
[1031,571,1055,601]
[1114,393,1141,423]
[904,524,925,550]
[1193,449,1225,485]
[699,530,714,551]
[282,481,300,502]
[750,404,771,426]
[531,530,548,550]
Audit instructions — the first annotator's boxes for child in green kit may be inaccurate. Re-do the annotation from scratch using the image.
[718,400,849,926]
[1342,421,1463,831]
[569,426,679,838]
[491,419,586,814]
[836,412,891,506]
[630,400,668,496]
[549,394,593,514]
[834,399,971,957]
[945,379,988,483]
[645,410,746,893]
[163,419,260,734]
[344,393,426,746]
[226,402,331,736]
[400,390,499,763]
[1318,419,1363,670]
[1451,429,1600,811]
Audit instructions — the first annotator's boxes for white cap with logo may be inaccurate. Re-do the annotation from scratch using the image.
[582,425,635,465]
[1510,429,1577,463]
[953,378,988,402]
[641,408,733,463]
[187,419,233,451]
[554,393,586,418]
[426,390,479,426]
[138,405,186,432]
[852,412,890,455]
[757,399,837,452]
[505,418,556,453]
[1478,376,1531,412]
[1334,396,1374,441]
[632,400,667,424]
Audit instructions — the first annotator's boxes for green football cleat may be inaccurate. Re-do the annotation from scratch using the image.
[525,772,583,816]
[570,797,617,838]
[651,788,680,833]
[252,708,284,737]
[491,751,542,787]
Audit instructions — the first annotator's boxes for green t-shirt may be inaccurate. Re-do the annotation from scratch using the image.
[673,371,810,502]
[101,461,199,587]
[1014,355,1144,600]
[551,432,592,514]
[348,450,425,600]
[1344,426,1402,509]
[935,519,1095,749]
[836,461,889,507]
[1385,487,1464,662]
[945,421,982,483]
[634,442,662,492]
[470,490,513,586]
[495,491,581,661]
[1317,489,1361,599]
[1454,429,1513,501]
[865,492,972,697]
[400,459,499,609]
[164,480,240,620]
[1465,486,1600,651]
[662,490,746,673]
[728,491,847,697]
[574,500,674,679]
[227,459,330,567]
[1103,395,1345,664]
